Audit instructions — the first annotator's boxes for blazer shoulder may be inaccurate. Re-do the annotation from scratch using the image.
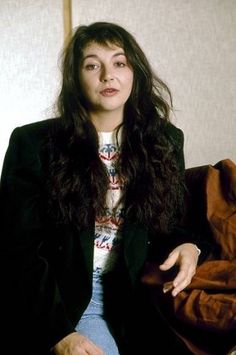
[15,118,57,139]
[8,118,59,151]
[164,122,184,148]
[2,119,59,174]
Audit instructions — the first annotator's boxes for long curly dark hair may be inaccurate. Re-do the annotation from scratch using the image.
[48,22,185,233]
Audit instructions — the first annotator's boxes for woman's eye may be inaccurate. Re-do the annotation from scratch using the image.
[85,64,99,71]
[114,61,126,68]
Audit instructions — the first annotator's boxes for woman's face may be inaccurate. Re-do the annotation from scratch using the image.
[79,42,134,117]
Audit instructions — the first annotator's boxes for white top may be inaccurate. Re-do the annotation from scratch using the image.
[93,130,124,273]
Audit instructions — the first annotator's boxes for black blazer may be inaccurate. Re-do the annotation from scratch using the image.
[0,118,192,352]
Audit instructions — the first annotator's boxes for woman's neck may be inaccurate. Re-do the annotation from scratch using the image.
[90,110,123,132]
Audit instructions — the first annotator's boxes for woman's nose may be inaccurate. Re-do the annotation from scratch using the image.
[100,66,114,82]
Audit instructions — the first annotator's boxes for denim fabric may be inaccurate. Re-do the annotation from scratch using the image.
[75,269,120,355]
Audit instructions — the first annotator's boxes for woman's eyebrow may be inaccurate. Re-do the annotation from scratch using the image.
[112,52,126,57]
[82,52,126,61]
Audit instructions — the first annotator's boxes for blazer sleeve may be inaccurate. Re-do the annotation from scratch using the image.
[0,127,75,349]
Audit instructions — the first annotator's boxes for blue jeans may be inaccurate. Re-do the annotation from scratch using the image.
[75,269,120,355]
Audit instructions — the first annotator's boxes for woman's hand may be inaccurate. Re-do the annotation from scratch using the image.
[53,332,104,355]
[159,243,200,297]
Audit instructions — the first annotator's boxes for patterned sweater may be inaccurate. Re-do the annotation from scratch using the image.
[94,130,124,273]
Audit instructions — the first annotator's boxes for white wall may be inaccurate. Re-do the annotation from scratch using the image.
[0,0,63,172]
[72,0,236,168]
[0,0,235,171]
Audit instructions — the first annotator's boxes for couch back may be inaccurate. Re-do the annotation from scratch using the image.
[184,158,236,260]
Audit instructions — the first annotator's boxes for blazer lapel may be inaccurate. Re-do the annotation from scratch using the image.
[123,220,149,284]
[78,224,95,283]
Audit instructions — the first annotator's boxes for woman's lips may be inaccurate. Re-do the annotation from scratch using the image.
[100,88,119,96]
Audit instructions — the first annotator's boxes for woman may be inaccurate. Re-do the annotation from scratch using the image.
[0,22,203,354]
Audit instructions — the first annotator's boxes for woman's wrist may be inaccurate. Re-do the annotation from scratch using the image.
[193,244,201,256]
